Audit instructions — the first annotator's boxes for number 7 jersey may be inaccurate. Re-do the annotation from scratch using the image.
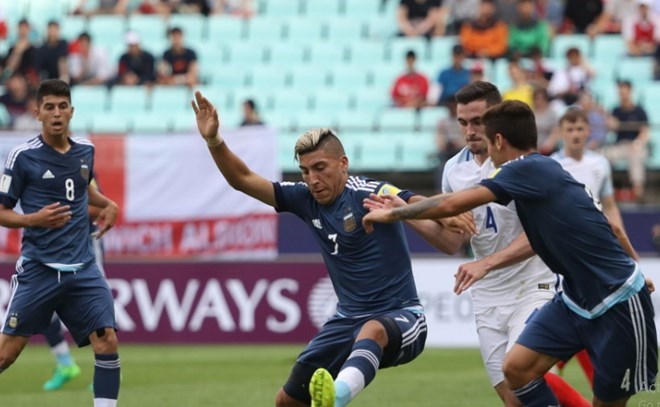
[442,147,556,305]
[0,136,95,266]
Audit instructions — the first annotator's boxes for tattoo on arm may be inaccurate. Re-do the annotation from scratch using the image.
[393,195,450,220]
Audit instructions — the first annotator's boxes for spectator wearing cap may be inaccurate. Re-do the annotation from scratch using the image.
[158,27,198,87]
[436,44,470,106]
[240,99,264,126]
[68,32,115,86]
[622,0,660,56]
[459,0,508,59]
[35,21,69,81]
[116,32,156,86]
[508,0,552,58]
[604,80,649,201]
[390,50,429,108]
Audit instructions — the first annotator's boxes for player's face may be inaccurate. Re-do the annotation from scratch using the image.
[37,95,74,138]
[456,100,489,156]
[560,120,589,154]
[485,135,503,167]
[298,148,348,205]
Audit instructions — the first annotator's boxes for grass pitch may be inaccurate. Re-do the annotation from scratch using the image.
[1,344,658,406]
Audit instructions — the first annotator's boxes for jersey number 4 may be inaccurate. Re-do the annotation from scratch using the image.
[485,206,498,233]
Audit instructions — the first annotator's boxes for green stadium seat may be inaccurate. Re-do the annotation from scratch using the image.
[171,111,197,132]
[261,0,302,17]
[88,16,127,50]
[168,14,206,42]
[365,15,398,40]
[311,91,351,112]
[335,111,377,132]
[266,43,308,65]
[269,90,312,114]
[330,66,369,89]
[71,85,109,114]
[649,129,660,169]
[352,138,400,171]
[59,15,88,42]
[108,86,149,114]
[207,16,245,42]
[132,112,172,133]
[376,108,418,132]
[368,64,400,89]
[400,135,437,171]
[302,0,341,17]
[230,89,268,111]
[347,42,387,65]
[492,58,512,92]
[388,37,429,62]
[246,17,285,41]
[343,0,383,17]
[419,106,450,132]
[429,36,458,63]
[127,15,168,44]
[284,18,325,41]
[550,34,590,59]
[89,113,132,133]
[289,67,330,89]
[352,89,389,113]
[247,66,290,89]
[615,57,654,86]
[278,131,301,171]
[25,0,69,28]
[293,111,339,132]
[324,18,366,42]
[643,83,660,124]
[225,42,267,65]
[265,112,296,131]
[197,48,232,85]
[308,43,348,65]
[0,104,11,128]
[592,35,626,64]
[149,86,191,113]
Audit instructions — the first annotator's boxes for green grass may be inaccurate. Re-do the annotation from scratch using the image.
[1,344,659,406]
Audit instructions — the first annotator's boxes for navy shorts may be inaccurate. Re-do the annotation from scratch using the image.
[1,258,116,347]
[517,289,657,401]
[283,308,427,403]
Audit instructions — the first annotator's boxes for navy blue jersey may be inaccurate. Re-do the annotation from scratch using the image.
[274,176,420,317]
[0,136,95,267]
[480,153,641,318]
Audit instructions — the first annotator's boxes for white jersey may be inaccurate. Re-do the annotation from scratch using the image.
[550,149,614,200]
[442,148,557,307]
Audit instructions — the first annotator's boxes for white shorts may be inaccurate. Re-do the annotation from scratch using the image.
[474,289,555,386]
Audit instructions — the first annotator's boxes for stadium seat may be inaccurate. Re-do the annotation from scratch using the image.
[311,91,351,112]
[649,129,660,169]
[278,131,301,171]
[168,14,206,42]
[352,137,400,171]
[89,112,132,133]
[0,104,11,128]
[265,43,308,65]
[324,18,366,42]
[127,15,169,45]
[376,108,418,132]
[246,16,286,42]
[131,112,172,133]
[400,135,437,171]
[365,15,398,40]
[71,86,109,114]
[284,18,325,42]
[343,0,383,17]
[419,106,450,132]
[289,67,331,89]
[615,57,654,86]
[108,86,149,115]
[171,111,197,132]
[388,37,429,62]
[260,0,302,17]
[269,90,312,114]
[643,82,660,124]
[352,89,389,113]
[24,0,69,28]
[592,35,626,64]
[330,66,370,89]
[59,15,88,41]
[149,86,191,113]
[229,89,268,111]
[308,43,348,65]
[88,16,128,50]
[369,64,401,89]
[302,0,341,17]
[346,42,387,65]
[207,16,245,42]
[198,48,236,85]
[550,34,590,59]
[335,111,377,132]
[293,111,339,132]
[429,36,458,63]
[247,66,290,89]
[224,42,267,65]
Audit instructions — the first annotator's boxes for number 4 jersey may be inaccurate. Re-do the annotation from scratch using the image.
[0,136,95,266]
[442,147,557,307]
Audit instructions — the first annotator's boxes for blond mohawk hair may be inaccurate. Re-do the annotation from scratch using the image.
[294,128,345,161]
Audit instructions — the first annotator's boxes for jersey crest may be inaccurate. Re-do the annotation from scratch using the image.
[343,208,357,232]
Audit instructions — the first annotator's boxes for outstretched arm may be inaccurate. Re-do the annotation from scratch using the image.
[88,184,119,238]
[363,186,496,232]
[0,203,72,229]
[192,91,276,207]
[453,232,536,295]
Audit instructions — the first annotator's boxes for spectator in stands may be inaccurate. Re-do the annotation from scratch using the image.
[496,0,519,25]
[0,6,8,42]
[576,91,609,150]
[443,0,479,35]
[547,47,594,106]
[158,27,198,87]
[561,0,603,34]
[434,100,463,190]
[532,87,560,155]
[397,0,445,38]
[68,32,115,86]
[652,224,660,254]
[622,0,660,56]
[2,19,39,87]
[536,0,565,33]
[36,21,69,82]
[0,73,30,128]
[508,0,551,58]
[604,80,649,200]
[589,0,639,36]
[213,0,255,18]
[239,99,263,126]
[459,0,508,59]
[174,0,212,15]
[502,61,534,106]
[116,32,156,86]
[74,0,129,15]
[527,46,554,88]
[436,45,470,106]
[391,50,429,108]
[12,93,40,131]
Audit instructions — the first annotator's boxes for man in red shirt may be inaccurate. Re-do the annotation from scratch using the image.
[391,50,429,108]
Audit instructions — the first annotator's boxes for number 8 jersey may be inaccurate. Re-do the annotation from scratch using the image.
[442,147,556,306]
[0,136,95,266]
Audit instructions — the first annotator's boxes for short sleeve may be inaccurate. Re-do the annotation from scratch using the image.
[599,158,614,199]
[273,181,309,215]
[479,159,546,205]
[0,154,25,209]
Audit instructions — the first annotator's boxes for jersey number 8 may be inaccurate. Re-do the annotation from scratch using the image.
[65,178,75,201]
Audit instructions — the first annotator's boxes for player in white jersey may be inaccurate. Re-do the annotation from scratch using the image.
[366,81,588,406]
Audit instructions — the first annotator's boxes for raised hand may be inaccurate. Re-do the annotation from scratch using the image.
[29,202,72,228]
[362,208,396,233]
[363,193,406,211]
[454,258,489,295]
[191,90,222,146]
[94,202,119,239]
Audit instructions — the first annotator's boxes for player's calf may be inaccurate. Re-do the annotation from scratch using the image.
[0,333,30,373]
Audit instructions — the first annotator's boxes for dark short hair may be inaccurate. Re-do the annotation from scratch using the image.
[36,79,71,106]
[244,99,257,111]
[47,20,59,27]
[451,45,464,56]
[78,32,91,42]
[559,107,589,126]
[18,18,29,26]
[566,47,580,57]
[454,81,502,107]
[617,79,633,89]
[482,100,537,150]
[169,26,183,35]
[405,50,416,59]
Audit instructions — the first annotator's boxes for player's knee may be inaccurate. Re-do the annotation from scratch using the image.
[357,320,388,348]
[91,328,119,354]
[502,357,523,384]
[274,388,297,407]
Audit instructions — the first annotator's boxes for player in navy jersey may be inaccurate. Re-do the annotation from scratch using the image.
[191,91,468,407]
[363,100,657,406]
[0,79,121,407]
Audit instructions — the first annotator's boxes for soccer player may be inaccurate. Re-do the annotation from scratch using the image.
[363,100,658,406]
[191,91,465,407]
[0,79,121,407]
[367,81,587,406]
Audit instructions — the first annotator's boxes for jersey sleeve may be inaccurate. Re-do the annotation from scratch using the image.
[479,159,546,205]
[0,152,25,209]
[374,182,415,202]
[599,157,614,199]
[273,181,309,215]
